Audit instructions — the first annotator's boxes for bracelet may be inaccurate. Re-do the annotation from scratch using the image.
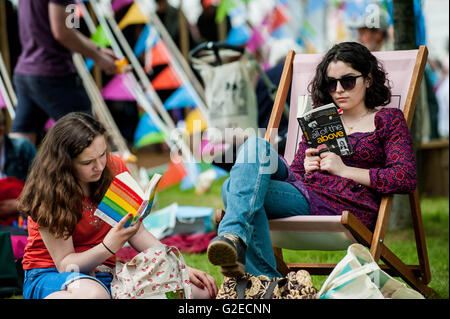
[101,241,115,255]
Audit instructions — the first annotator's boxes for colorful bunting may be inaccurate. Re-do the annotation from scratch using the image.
[157,156,188,191]
[148,40,171,69]
[216,0,237,23]
[185,109,207,135]
[164,85,197,110]
[134,24,150,57]
[112,0,135,12]
[246,28,265,53]
[151,66,182,91]
[91,25,111,48]
[226,24,251,46]
[268,6,290,34]
[101,73,135,101]
[134,113,165,148]
[118,2,148,30]
[0,90,5,108]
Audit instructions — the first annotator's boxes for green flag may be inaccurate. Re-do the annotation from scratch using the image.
[91,25,110,47]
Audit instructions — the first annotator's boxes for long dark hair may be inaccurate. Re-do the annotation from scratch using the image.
[19,112,114,239]
[309,42,391,109]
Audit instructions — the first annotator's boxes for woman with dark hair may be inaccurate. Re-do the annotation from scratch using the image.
[207,42,417,279]
[20,112,217,299]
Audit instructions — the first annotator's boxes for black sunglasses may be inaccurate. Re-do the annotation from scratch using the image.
[326,75,364,93]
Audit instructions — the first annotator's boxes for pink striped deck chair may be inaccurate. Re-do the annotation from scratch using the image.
[264,46,436,297]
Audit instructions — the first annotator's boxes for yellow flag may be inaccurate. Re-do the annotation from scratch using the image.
[118,3,148,30]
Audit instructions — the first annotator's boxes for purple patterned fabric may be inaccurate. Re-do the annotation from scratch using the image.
[282,107,417,230]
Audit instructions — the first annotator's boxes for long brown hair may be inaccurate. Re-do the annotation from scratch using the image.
[19,112,114,239]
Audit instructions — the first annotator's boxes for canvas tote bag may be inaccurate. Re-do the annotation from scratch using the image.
[191,51,258,145]
[317,244,424,299]
[111,243,193,299]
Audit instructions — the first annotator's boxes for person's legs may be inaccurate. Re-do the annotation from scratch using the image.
[208,137,310,278]
[221,178,310,278]
[11,74,92,145]
[10,73,49,145]
[23,268,112,299]
[45,278,110,299]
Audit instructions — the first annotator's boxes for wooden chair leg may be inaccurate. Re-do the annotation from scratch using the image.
[409,189,432,284]
[273,247,290,276]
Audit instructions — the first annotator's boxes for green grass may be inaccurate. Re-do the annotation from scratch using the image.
[159,178,449,298]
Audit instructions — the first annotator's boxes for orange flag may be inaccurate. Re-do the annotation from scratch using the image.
[151,66,182,90]
[145,40,171,71]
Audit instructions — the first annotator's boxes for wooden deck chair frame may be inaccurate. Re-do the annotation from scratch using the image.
[264,46,436,297]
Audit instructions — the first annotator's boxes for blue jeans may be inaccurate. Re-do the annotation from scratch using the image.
[218,137,310,278]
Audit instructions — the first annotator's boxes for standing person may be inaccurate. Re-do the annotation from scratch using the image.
[207,42,417,279]
[19,112,217,299]
[10,0,118,145]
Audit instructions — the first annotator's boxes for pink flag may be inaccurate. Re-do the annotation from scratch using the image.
[246,28,265,53]
[101,73,136,101]
[111,0,134,12]
[0,90,5,108]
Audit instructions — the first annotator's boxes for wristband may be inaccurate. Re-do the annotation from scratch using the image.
[102,241,115,255]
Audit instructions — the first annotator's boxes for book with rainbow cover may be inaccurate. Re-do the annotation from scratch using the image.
[94,172,162,227]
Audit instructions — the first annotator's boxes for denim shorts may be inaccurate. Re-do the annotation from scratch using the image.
[11,73,91,134]
[23,268,113,299]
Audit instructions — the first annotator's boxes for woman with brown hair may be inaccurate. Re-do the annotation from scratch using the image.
[20,112,217,299]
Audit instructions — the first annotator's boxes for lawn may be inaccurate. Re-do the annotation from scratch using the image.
[158,176,449,299]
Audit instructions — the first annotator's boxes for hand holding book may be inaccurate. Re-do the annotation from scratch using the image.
[296,95,352,156]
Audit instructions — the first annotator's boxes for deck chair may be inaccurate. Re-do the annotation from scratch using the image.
[264,45,436,297]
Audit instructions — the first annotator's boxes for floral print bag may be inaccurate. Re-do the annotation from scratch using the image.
[111,243,193,299]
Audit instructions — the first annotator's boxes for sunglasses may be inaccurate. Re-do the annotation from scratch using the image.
[326,75,364,93]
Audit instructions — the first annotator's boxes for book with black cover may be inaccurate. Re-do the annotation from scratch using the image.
[296,95,352,156]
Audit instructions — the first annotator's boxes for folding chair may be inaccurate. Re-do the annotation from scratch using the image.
[264,45,436,297]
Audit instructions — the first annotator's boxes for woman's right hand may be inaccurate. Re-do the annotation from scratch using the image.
[102,213,141,253]
[304,148,321,174]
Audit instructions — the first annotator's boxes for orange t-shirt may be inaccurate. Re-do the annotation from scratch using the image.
[22,154,128,270]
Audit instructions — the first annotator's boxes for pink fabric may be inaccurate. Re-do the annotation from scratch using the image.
[10,235,28,260]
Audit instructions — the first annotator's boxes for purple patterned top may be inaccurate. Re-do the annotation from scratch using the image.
[282,107,417,230]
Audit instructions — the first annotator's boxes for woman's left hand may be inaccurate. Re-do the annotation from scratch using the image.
[187,266,218,298]
[319,151,347,177]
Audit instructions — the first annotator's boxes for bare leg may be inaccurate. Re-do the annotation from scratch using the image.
[45,278,110,299]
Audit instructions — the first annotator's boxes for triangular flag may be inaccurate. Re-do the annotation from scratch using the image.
[226,24,251,46]
[118,2,148,30]
[164,85,197,110]
[216,0,236,23]
[149,40,171,68]
[268,6,290,34]
[185,109,207,135]
[151,66,182,91]
[134,113,165,147]
[91,25,110,48]
[157,156,187,191]
[101,73,135,101]
[134,24,149,57]
[246,28,265,53]
[0,90,5,108]
[112,0,135,12]
[180,161,201,190]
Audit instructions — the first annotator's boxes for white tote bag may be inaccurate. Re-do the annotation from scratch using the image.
[317,244,424,299]
[191,52,258,145]
[111,243,193,299]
